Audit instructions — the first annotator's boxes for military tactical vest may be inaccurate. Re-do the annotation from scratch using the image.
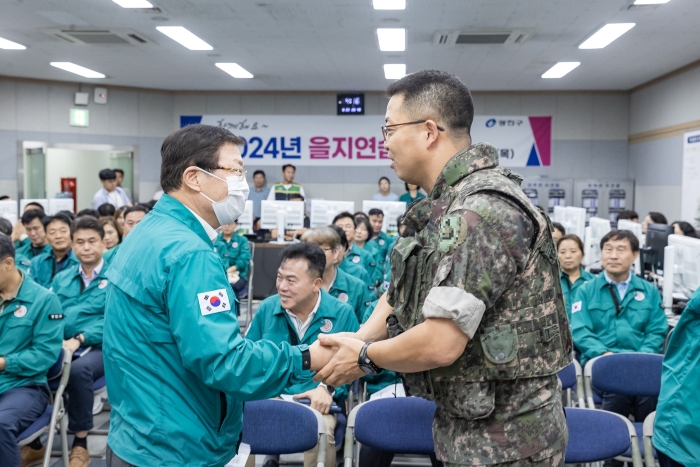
[387,160,573,405]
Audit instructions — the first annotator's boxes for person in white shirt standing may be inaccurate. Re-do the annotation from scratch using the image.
[93,169,132,210]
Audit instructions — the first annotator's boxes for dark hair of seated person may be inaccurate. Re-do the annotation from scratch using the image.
[279,242,326,279]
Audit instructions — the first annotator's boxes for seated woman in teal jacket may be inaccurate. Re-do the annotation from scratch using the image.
[213,219,250,298]
[246,243,359,467]
[557,234,595,320]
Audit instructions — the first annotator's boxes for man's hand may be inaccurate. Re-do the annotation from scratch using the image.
[0,357,6,371]
[313,334,366,387]
[227,265,238,273]
[63,338,81,353]
[308,340,337,372]
[294,385,333,415]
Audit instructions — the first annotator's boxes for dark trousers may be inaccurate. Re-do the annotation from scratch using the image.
[66,349,104,432]
[107,445,137,467]
[0,384,50,467]
[359,446,443,467]
[232,278,248,296]
[658,451,685,467]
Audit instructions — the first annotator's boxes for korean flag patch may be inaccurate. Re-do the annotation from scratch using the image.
[197,289,232,316]
[571,301,582,314]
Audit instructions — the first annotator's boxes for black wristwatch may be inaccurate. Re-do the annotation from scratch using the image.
[358,342,380,375]
[72,333,85,345]
[301,346,311,371]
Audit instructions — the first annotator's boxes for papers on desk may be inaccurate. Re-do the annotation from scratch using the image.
[369,382,406,400]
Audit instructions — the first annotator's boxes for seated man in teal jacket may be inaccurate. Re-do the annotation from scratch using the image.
[301,226,375,323]
[0,233,64,467]
[246,242,360,467]
[29,213,78,288]
[50,216,110,467]
[15,209,51,261]
[571,230,667,450]
[214,219,250,298]
[103,124,332,467]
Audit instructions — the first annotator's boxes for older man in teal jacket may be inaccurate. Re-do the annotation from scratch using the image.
[103,125,332,467]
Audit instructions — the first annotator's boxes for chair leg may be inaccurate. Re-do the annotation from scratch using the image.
[317,433,327,467]
[61,409,70,467]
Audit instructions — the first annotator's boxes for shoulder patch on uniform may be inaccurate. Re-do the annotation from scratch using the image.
[634,291,645,301]
[439,214,468,254]
[338,293,349,303]
[232,242,239,248]
[14,306,27,318]
[571,301,582,314]
[197,289,232,316]
[352,256,361,264]
[320,319,333,333]
[98,279,108,289]
[379,239,385,246]
[49,313,65,320]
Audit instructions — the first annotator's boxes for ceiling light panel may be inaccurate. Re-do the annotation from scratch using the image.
[216,63,254,79]
[112,0,154,7]
[156,26,213,50]
[634,0,670,4]
[542,62,580,79]
[377,28,405,51]
[50,62,105,78]
[384,64,406,79]
[579,23,635,49]
[373,0,406,10]
[0,37,26,49]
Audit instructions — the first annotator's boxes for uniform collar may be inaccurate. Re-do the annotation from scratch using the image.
[274,289,336,319]
[14,270,35,304]
[603,270,631,288]
[79,259,105,285]
[429,143,501,199]
[594,270,640,290]
[154,194,215,245]
[185,206,219,241]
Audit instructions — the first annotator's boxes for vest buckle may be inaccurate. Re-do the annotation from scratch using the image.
[540,325,559,343]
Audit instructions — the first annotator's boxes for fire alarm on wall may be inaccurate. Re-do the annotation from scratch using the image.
[94,87,108,104]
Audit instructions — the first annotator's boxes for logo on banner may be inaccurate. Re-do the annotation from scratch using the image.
[320,319,333,333]
[486,118,496,128]
[197,289,231,315]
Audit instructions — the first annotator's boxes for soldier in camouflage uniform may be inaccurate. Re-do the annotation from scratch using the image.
[314,70,572,466]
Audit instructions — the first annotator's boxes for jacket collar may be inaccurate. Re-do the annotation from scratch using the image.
[154,194,214,246]
[429,143,500,200]
[273,289,337,320]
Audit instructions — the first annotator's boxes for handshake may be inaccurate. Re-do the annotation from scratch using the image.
[308,332,369,387]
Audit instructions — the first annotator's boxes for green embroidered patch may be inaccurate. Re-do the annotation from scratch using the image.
[439,214,466,253]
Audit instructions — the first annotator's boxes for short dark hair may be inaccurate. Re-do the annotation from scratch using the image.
[113,168,124,177]
[0,217,12,236]
[378,176,390,185]
[368,208,384,217]
[24,202,45,213]
[354,211,369,220]
[386,69,474,139]
[99,169,117,181]
[72,216,105,240]
[144,199,158,210]
[332,211,354,224]
[600,230,640,253]
[57,210,76,221]
[124,205,149,219]
[354,216,373,241]
[0,233,15,262]
[0,195,10,201]
[616,210,639,221]
[280,242,325,279]
[552,222,566,235]
[21,209,45,226]
[672,221,699,238]
[556,234,584,254]
[77,208,100,219]
[160,124,245,194]
[329,224,349,250]
[648,212,667,225]
[42,213,73,230]
[97,203,116,217]
[282,164,296,172]
[253,170,266,178]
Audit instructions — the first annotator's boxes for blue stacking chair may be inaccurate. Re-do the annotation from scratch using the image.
[18,348,71,467]
[89,375,109,437]
[583,353,663,464]
[344,398,436,467]
[557,359,584,407]
[241,399,329,467]
[642,411,656,467]
[565,407,643,466]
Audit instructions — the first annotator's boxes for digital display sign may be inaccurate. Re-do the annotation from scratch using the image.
[337,93,364,115]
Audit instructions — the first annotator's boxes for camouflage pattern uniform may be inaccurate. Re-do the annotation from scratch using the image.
[386,143,572,466]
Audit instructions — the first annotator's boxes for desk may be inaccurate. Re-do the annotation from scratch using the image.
[252,242,287,300]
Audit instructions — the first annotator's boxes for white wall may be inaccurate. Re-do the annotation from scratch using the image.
[45,148,112,211]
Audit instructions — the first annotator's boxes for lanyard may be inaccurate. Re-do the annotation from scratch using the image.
[607,283,622,316]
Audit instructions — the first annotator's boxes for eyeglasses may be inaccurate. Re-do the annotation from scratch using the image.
[381,120,445,141]
[212,166,247,179]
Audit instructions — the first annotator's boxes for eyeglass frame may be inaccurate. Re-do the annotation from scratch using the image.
[381,120,445,141]
[211,166,247,179]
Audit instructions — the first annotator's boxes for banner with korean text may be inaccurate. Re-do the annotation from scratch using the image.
[181,115,552,167]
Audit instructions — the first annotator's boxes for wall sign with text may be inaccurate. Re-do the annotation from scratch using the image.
[180,115,552,167]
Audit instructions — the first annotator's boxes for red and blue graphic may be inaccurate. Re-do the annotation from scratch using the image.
[526,117,552,167]
[210,296,222,307]
[320,319,333,333]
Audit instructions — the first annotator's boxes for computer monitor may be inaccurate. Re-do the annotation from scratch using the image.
[20,198,49,213]
[0,200,18,224]
[553,205,566,224]
[643,224,674,273]
[362,200,407,235]
[48,198,74,215]
[584,217,611,271]
[310,200,355,227]
[260,200,305,230]
[664,234,700,299]
[563,206,586,240]
[235,200,254,234]
[617,219,644,275]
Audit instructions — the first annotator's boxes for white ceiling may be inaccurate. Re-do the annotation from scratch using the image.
[0,0,699,91]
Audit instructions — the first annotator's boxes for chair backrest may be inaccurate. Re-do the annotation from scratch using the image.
[591,353,663,397]
[241,399,320,455]
[557,361,577,390]
[565,408,632,463]
[353,398,436,455]
[47,349,65,380]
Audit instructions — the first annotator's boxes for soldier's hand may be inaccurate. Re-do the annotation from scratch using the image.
[314,334,366,387]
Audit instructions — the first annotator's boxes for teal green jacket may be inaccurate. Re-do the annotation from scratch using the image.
[29,249,79,289]
[103,194,310,467]
[360,301,402,396]
[213,233,251,281]
[15,253,31,273]
[653,288,700,465]
[356,242,383,286]
[51,262,110,347]
[571,273,667,366]
[0,272,63,395]
[246,290,359,402]
[343,243,379,286]
[329,267,375,323]
[369,231,392,273]
[14,237,30,250]
[16,242,51,260]
[560,268,596,320]
[102,244,120,264]
[339,259,372,289]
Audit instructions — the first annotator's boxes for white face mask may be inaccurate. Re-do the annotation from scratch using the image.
[197,168,250,226]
